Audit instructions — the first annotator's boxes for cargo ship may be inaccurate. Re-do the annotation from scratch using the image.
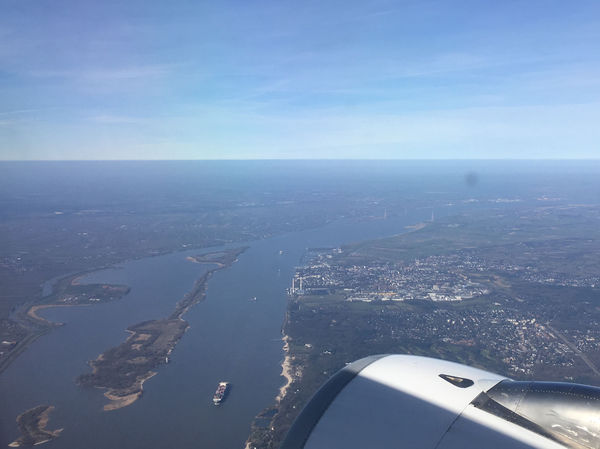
[213,381,229,405]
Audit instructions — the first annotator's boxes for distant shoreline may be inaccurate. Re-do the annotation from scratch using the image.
[27,303,91,326]
[276,335,294,403]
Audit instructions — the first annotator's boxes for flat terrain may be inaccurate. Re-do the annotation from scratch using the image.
[0,162,405,373]
[247,205,600,448]
[3,161,600,448]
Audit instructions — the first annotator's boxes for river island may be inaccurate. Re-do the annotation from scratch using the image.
[77,247,247,411]
[9,405,62,447]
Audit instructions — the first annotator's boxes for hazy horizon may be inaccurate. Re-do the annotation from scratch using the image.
[2,157,600,162]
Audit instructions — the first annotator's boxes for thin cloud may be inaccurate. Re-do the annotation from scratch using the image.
[26,64,173,82]
[0,108,57,117]
[89,114,147,124]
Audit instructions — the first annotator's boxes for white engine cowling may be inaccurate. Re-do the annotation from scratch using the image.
[280,355,600,449]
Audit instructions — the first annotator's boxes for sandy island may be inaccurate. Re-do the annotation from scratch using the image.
[78,318,188,411]
[77,247,247,412]
[9,405,63,447]
[103,372,157,411]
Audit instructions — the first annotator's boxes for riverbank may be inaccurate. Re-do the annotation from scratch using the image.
[276,335,293,403]
[27,304,91,326]
[1,273,125,376]
[244,317,302,448]
[1,273,131,375]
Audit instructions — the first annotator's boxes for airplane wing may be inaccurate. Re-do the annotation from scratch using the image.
[280,355,600,449]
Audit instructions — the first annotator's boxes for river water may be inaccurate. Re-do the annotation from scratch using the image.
[1,210,441,449]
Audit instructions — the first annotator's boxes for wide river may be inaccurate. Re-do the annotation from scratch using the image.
[0,211,436,448]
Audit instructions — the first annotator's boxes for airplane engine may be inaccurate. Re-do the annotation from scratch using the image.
[280,355,600,449]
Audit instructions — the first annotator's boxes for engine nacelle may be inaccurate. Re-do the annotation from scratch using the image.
[280,355,600,449]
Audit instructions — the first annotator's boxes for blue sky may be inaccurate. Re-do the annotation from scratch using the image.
[1,0,599,160]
